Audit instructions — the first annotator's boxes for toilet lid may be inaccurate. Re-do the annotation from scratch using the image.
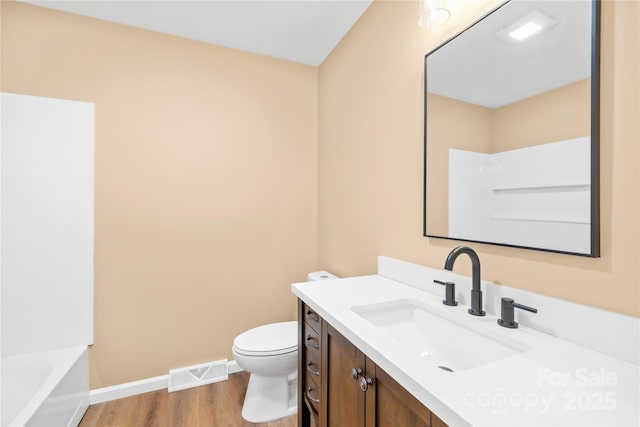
[233,321,297,356]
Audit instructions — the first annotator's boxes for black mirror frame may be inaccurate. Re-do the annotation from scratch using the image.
[423,0,601,258]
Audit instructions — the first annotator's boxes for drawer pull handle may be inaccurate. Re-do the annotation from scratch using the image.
[305,336,320,349]
[359,377,373,392]
[350,367,362,381]
[306,310,320,322]
[306,361,320,376]
[306,387,320,404]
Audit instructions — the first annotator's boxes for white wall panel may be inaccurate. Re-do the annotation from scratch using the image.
[449,137,591,253]
[1,93,94,356]
[448,149,492,241]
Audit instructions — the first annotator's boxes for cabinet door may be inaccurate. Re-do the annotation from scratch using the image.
[323,323,365,427]
[364,358,431,427]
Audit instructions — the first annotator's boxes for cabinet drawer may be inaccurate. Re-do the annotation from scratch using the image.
[302,303,321,333]
[303,318,321,378]
[304,372,321,415]
[304,336,322,379]
[303,320,321,354]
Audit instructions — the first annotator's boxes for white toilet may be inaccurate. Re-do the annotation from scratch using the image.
[232,271,338,423]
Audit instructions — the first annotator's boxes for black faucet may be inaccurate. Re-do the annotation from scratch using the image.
[498,298,538,328]
[444,246,485,316]
[433,279,458,306]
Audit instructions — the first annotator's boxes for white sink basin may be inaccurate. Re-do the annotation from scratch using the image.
[352,299,528,372]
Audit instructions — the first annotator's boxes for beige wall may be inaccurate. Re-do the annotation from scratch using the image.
[319,0,640,317]
[1,2,318,388]
[425,93,491,235]
[492,78,591,152]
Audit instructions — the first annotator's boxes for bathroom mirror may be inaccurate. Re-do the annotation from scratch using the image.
[424,0,600,257]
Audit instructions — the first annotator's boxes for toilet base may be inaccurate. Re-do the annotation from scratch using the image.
[241,372,297,423]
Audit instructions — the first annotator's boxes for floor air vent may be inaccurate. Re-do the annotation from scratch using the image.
[168,359,229,392]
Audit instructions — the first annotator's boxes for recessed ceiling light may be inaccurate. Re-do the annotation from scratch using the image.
[497,10,557,43]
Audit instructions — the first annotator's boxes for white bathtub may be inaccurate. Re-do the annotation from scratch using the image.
[1,346,89,427]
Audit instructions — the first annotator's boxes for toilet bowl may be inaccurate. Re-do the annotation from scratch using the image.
[232,271,338,423]
[232,321,298,423]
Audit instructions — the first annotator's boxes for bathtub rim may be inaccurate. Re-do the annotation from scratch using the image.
[2,345,87,427]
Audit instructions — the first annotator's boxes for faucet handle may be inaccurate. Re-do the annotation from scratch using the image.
[433,280,458,306]
[513,301,538,314]
[498,297,537,328]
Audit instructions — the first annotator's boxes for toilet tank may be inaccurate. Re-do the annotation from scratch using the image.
[307,271,339,281]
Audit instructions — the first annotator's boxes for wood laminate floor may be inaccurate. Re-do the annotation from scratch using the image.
[79,372,297,427]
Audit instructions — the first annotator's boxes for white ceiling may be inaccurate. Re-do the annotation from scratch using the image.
[427,0,592,108]
[22,0,373,66]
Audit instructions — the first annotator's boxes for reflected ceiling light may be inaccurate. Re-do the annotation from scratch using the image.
[509,22,543,40]
[497,10,557,42]
[418,0,451,29]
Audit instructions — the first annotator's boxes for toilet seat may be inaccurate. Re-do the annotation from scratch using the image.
[233,321,297,357]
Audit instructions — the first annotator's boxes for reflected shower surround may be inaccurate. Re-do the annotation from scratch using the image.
[448,137,591,254]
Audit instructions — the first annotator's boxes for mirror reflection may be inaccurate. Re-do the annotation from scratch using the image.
[424,0,599,256]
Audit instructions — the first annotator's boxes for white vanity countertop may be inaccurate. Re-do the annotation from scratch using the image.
[292,275,640,427]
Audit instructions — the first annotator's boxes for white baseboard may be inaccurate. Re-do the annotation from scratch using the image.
[227,359,243,374]
[89,374,168,404]
[89,360,245,404]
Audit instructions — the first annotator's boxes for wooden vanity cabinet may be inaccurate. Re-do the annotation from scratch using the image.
[364,356,432,427]
[298,299,448,427]
[299,301,323,426]
[324,322,365,426]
